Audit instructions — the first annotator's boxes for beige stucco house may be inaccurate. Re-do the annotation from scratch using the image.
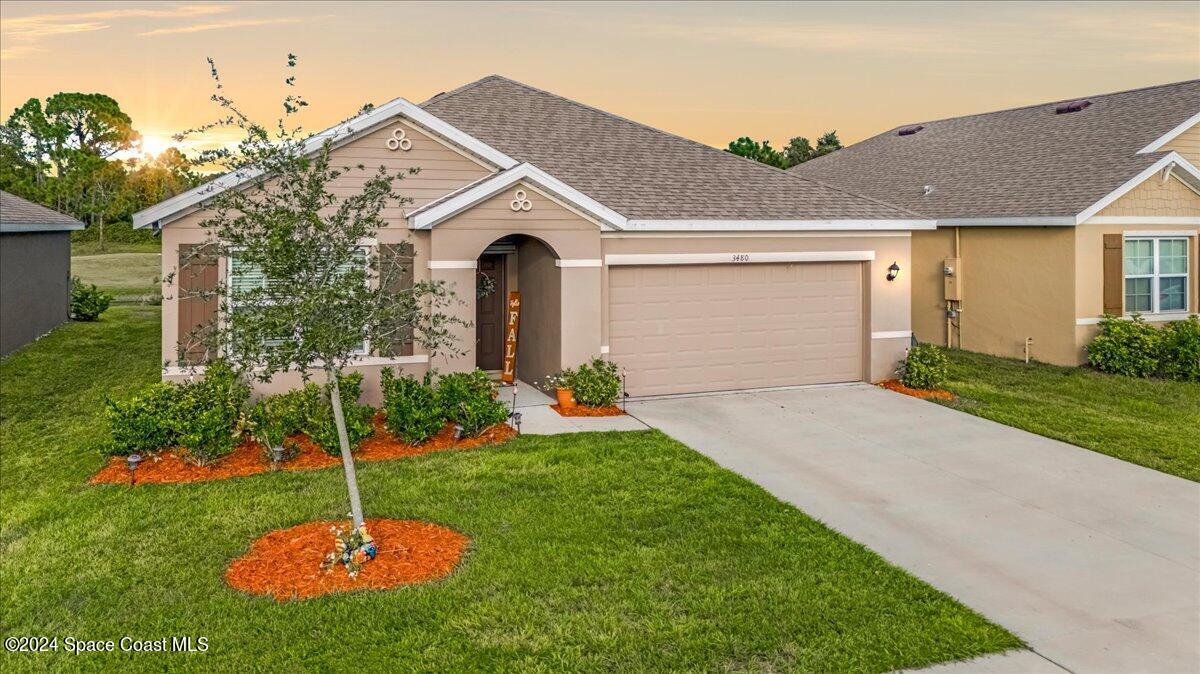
[792,80,1200,366]
[134,76,933,401]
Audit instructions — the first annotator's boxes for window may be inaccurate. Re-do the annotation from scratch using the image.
[228,248,369,354]
[1124,237,1189,314]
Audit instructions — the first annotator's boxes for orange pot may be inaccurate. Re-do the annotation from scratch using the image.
[555,388,576,408]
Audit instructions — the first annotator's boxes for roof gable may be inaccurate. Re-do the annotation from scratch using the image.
[0,191,84,232]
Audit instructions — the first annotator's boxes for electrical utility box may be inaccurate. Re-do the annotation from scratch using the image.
[943,257,962,301]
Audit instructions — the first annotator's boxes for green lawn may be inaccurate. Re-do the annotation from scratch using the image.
[71,251,161,301]
[1,308,1019,672]
[938,349,1200,482]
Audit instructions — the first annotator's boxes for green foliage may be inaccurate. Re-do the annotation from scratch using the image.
[102,359,248,462]
[172,360,250,464]
[70,219,158,246]
[70,276,112,320]
[1086,315,1162,378]
[571,358,622,407]
[380,368,443,444]
[437,369,508,437]
[725,136,787,169]
[103,382,180,455]
[900,343,949,390]
[1157,316,1200,382]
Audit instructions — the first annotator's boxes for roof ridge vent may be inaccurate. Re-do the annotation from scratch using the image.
[1055,99,1092,114]
[897,124,925,136]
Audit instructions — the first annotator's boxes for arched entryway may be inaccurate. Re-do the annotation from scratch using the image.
[475,234,562,387]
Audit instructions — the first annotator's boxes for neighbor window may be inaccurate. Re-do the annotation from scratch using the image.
[228,249,369,354]
[1124,237,1189,314]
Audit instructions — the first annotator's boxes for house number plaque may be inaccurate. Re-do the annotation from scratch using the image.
[501,291,521,383]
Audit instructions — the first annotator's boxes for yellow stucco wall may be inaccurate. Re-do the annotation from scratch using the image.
[911,227,1078,365]
[1161,123,1200,166]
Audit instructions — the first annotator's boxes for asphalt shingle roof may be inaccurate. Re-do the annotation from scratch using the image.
[789,80,1200,219]
[422,75,920,221]
[0,190,84,232]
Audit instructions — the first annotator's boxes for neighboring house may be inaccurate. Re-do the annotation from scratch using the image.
[792,80,1200,366]
[0,191,85,356]
[134,75,933,400]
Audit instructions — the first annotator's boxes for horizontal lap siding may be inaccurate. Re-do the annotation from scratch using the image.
[609,262,862,396]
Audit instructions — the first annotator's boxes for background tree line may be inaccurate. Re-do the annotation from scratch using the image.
[0,92,200,250]
[725,131,842,169]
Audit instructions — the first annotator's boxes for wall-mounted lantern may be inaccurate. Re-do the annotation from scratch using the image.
[886,262,901,281]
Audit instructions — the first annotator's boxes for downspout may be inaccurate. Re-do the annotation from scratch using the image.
[954,227,961,348]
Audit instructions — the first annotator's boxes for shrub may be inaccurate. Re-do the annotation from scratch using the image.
[172,360,250,464]
[102,360,248,462]
[571,358,621,407]
[380,368,443,444]
[1158,316,1200,382]
[899,343,949,390]
[103,383,180,455]
[1086,315,1162,378]
[306,372,375,456]
[437,369,508,437]
[70,276,112,321]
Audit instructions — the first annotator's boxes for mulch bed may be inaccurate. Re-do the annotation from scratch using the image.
[89,415,516,486]
[878,379,955,401]
[225,518,470,601]
[550,404,625,417]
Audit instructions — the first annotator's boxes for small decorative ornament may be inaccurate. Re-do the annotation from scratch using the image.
[321,523,378,578]
[386,127,412,151]
[509,189,533,212]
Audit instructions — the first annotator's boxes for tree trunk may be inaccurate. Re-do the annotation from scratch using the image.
[328,372,365,528]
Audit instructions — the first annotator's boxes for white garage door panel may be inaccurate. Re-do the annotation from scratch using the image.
[609,262,863,396]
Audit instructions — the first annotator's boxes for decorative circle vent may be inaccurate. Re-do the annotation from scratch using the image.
[510,189,533,212]
[386,128,412,151]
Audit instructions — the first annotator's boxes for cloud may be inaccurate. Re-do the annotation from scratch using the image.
[138,17,310,37]
[0,4,232,59]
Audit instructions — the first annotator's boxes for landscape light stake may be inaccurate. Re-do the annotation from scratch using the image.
[453,424,465,441]
[271,445,285,469]
[126,453,143,486]
[621,368,628,413]
[512,411,522,435]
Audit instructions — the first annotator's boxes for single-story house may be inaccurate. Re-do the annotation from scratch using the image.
[0,191,84,356]
[134,75,934,400]
[791,80,1200,366]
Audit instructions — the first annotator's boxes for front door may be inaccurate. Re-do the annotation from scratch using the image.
[476,254,507,370]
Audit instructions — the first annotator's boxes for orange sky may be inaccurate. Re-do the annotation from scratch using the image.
[2,1,1198,155]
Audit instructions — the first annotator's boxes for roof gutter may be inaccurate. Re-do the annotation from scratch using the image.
[934,217,1076,227]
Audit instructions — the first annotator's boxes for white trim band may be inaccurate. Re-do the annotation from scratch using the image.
[428,260,478,269]
[1086,217,1200,226]
[1138,112,1200,154]
[555,259,603,267]
[604,251,876,266]
[871,330,913,340]
[623,219,935,232]
[1123,230,1198,238]
[936,216,1075,227]
[1076,313,1197,326]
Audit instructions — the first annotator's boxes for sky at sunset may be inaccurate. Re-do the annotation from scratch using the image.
[2,1,1198,157]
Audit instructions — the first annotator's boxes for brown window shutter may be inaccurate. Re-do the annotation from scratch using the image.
[177,243,219,365]
[1102,234,1123,316]
[378,242,415,356]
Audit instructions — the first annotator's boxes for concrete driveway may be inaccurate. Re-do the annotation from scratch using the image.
[627,384,1200,674]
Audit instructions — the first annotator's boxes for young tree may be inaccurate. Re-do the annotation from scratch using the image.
[174,56,464,527]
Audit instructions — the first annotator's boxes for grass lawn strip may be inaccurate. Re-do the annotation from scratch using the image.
[937,348,1199,482]
[1,306,1021,671]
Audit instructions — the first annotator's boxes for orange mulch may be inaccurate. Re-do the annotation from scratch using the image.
[550,404,625,417]
[90,414,516,486]
[878,379,955,400]
[225,518,469,601]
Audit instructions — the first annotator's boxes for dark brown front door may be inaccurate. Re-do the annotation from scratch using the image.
[476,254,506,370]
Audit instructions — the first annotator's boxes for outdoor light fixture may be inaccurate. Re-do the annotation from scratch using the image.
[453,424,465,441]
[126,453,143,485]
[886,262,901,281]
[271,445,285,465]
[511,411,522,434]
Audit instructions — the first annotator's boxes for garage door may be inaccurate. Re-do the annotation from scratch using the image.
[608,262,863,396]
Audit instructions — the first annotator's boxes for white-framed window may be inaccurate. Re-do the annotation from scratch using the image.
[227,247,370,355]
[1124,236,1189,314]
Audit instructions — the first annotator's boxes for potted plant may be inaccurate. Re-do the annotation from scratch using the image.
[541,368,577,408]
